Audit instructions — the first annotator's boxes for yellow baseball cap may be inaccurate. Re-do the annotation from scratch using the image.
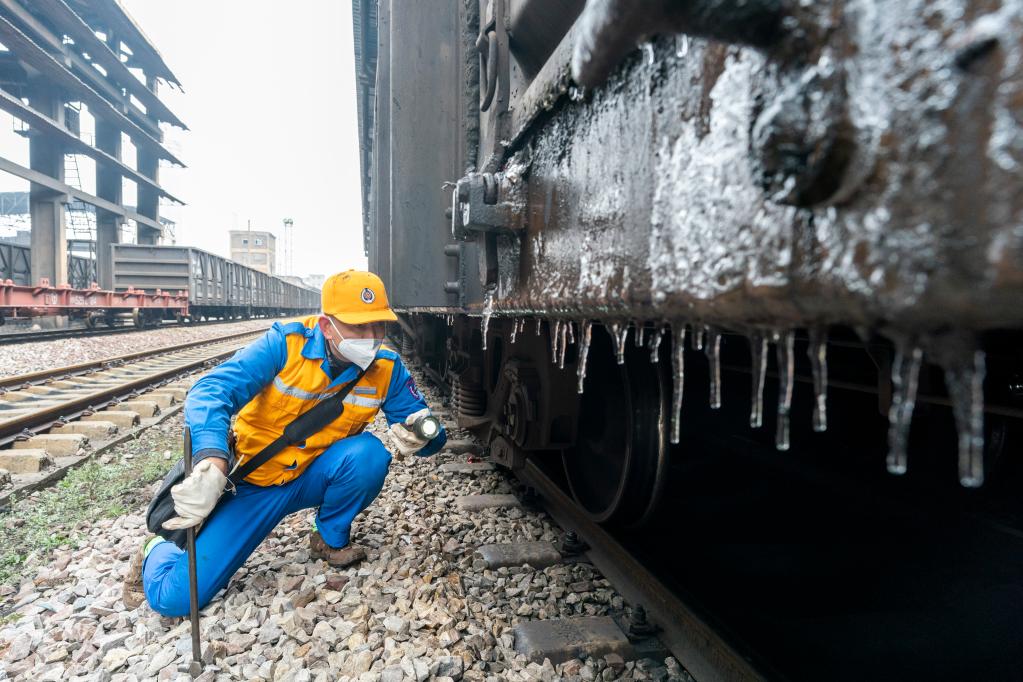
[321,270,398,324]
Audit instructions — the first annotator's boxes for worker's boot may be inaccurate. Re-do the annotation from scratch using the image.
[309,530,367,568]
[121,535,162,609]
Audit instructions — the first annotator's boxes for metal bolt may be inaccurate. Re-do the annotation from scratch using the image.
[627,605,658,639]
[560,530,588,556]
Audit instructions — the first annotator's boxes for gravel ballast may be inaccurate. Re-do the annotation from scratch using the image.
[0,320,286,379]
[0,364,691,681]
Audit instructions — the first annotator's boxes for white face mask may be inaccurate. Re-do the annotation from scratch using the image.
[327,318,381,370]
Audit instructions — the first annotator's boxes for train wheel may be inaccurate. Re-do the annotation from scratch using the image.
[562,324,669,527]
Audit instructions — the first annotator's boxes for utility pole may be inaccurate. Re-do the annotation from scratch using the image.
[283,218,294,276]
[246,218,251,267]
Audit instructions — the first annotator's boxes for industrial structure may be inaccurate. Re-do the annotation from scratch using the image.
[0,0,186,291]
[229,228,276,275]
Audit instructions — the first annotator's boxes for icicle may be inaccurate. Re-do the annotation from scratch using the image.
[567,321,575,345]
[749,333,767,428]
[510,318,519,345]
[676,34,690,58]
[609,322,629,365]
[670,323,687,444]
[558,320,569,369]
[536,318,542,335]
[648,326,663,363]
[481,288,495,351]
[944,349,987,488]
[635,323,645,347]
[692,325,705,351]
[576,321,593,394]
[774,330,794,451]
[706,329,721,409]
[807,328,829,432]
[550,320,563,364]
[886,343,922,476]
[641,41,655,65]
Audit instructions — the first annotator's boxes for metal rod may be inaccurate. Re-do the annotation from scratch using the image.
[183,426,203,675]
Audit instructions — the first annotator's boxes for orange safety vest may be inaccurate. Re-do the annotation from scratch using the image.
[233,315,396,486]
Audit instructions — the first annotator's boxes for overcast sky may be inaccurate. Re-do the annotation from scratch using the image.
[0,2,367,279]
[121,0,367,278]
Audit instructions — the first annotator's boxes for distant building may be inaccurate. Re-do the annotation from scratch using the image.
[230,230,276,274]
[304,274,325,290]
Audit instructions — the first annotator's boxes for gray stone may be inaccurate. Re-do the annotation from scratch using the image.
[311,620,336,644]
[435,655,464,680]
[101,646,130,671]
[513,617,635,665]
[94,631,130,654]
[382,615,409,635]
[380,666,404,682]
[476,542,562,569]
[5,633,32,661]
[352,649,375,674]
[454,494,521,511]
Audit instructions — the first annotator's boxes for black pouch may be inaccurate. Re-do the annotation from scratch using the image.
[146,458,190,548]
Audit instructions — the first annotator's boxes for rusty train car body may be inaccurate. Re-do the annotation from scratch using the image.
[354,0,1023,674]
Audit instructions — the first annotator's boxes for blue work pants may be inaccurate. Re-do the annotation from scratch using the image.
[142,432,391,617]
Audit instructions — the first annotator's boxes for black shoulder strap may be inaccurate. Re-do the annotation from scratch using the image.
[228,366,369,484]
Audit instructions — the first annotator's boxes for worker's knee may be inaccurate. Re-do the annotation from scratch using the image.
[142,544,215,618]
[351,435,391,493]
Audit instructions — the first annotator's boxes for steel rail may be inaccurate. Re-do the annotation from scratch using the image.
[518,459,768,682]
[0,333,260,447]
[0,329,262,390]
[0,318,275,347]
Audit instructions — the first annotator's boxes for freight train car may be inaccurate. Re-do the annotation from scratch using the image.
[355,1,1023,679]
[111,244,318,324]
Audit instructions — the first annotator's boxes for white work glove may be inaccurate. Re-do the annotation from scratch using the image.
[162,459,228,530]
[387,408,432,458]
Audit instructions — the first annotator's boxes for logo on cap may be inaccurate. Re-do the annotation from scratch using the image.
[360,287,376,304]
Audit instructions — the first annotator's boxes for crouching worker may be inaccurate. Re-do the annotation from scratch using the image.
[121,270,445,616]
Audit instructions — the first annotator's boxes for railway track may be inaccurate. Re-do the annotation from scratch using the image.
[0,329,261,448]
[516,459,766,682]
[0,317,271,346]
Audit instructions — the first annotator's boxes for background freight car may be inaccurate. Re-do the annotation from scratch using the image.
[111,244,318,322]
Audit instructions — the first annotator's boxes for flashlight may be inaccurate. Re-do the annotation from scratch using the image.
[412,414,441,440]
